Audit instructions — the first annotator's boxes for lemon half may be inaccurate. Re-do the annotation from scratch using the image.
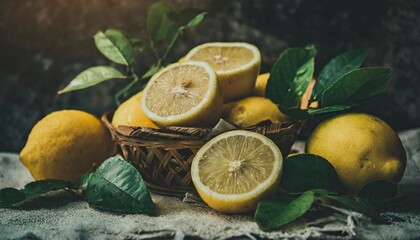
[185,42,261,102]
[142,61,223,127]
[191,130,283,214]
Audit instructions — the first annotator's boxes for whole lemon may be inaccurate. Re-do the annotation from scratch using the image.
[112,91,158,128]
[20,110,116,182]
[306,113,406,193]
[222,96,290,127]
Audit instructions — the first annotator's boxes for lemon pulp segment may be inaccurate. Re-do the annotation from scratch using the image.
[198,135,275,194]
[144,65,209,117]
[188,46,255,72]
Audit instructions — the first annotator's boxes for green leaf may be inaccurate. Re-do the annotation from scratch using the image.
[94,29,134,66]
[323,195,386,223]
[58,66,126,94]
[142,65,164,79]
[75,173,94,190]
[0,188,26,207]
[129,37,148,52]
[255,191,315,230]
[23,180,73,195]
[147,2,174,42]
[184,11,207,28]
[307,105,352,116]
[321,67,391,107]
[266,45,317,109]
[84,155,155,215]
[281,154,342,193]
[357,181,398,202]
[0,180,77,209]
[311,49,371,101]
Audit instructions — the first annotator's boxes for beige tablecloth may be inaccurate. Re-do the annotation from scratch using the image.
[1,129,420,240]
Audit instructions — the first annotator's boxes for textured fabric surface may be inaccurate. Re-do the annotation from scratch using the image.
[1,129,420,239]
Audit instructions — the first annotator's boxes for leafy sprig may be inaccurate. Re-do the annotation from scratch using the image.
[0,155,155,215]
[254,154,420,231]
[267,45,391,119]
[58,2,206,105]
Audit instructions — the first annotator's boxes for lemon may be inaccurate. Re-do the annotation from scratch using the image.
[20,110,116,182]
[253,73,270,97]
[222,96,290,127]
[112,91,158,128]
[142,61,223,127]
[191,130,283,214]
[306,113,406,193]
[185,42,261,102]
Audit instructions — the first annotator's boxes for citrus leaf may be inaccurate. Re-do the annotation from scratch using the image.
[311,49,371,101]
[266,45,317,109]
[322,195,386,223]
[142,64,164,79]
[58,66,126,94]
[0,188,26,207]
[147,2,174,42]
[357,181,398,202]
[255,191,315,230]
[184,11,207,28]
[281,154,342,193]
[321,67,391,107]
[0,180,76,209]
[94,29,134,66]
[307,105,352,115]
[129,37,148,52]
[84,155,155,215]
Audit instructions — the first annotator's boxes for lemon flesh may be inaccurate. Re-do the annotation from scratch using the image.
[306,113,406,193]
[112,91,158,128]
[185,42,261,102]
[142,61,223,127]
[191,130,283,214]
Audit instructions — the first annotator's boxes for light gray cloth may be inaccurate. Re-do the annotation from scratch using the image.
[1,129,420,240]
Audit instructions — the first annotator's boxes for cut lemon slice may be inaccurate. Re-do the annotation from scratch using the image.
[142,61,223,127]
[191,130,283,214]
[185,42,261,102]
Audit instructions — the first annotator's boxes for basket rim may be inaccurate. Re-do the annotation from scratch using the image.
[102,111,303,142]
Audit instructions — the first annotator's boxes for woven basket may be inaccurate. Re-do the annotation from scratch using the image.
[102,112,302,196]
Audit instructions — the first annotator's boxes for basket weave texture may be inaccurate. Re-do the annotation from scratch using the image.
[102,112,302,196]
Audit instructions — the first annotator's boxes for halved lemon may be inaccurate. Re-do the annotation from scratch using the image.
[191,130,283,214]
[185,42,261,102]
[142,61,223,127]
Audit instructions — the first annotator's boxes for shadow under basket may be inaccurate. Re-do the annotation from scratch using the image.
[102,112,303,197]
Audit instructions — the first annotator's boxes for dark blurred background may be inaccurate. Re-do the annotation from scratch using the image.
[1,0,420,152]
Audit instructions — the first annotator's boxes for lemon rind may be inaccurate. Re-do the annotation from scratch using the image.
[184,42,261,75]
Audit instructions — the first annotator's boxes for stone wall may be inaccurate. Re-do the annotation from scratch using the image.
[1,0,419,151]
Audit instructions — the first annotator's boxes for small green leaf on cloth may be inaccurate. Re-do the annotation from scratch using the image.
[321,67,391,107]
[94,29,135,66]
[311,49,371,101]
[255,191,315,230]
[84,155,155,215]
[0,180,76,209]
[266,45,317,109]
[322,195,386,223]
[58,66,126,94]
[357,181,398,202]
[281,154,342,193]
